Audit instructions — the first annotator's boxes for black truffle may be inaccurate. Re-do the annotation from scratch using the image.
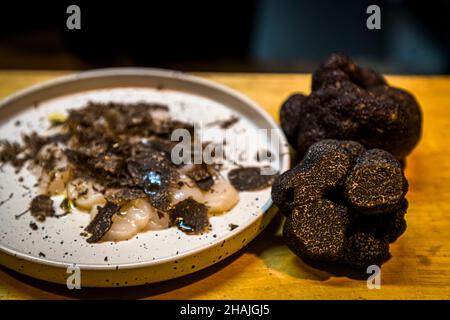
[228,167,276,191]
[170,198,209,233]
[280,53,422,161]
[30,195,55,222]
[272,140,408,270]
[85,202,120,243]
[344,149,408,215]
[283,199,351,262]
[186,164,214,191]
[343,232,390,269]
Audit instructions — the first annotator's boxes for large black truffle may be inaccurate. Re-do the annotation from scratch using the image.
[272,140,408,270]
[280,53,422,161]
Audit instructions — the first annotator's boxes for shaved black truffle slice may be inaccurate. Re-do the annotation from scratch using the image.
[0,193,13,207]
[85,202,120,243]
[228,167,276,191]
[127,146,179,211]
[0,140,23,169]
[186,164,214,191]
[207,115,240,129]
[343,232,390,269]
[105,188,146,205]
[283,200,351,262]
[344,149,408,215]
[30,195,55,222]
[29,221,38,230]
[228,223,239,231]
[170,198,209,234]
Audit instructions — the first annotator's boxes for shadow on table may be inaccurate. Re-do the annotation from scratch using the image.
[247,213,371,282]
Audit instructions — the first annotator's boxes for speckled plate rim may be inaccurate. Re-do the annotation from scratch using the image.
[0,68,290,272]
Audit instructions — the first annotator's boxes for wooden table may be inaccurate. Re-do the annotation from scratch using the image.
[0,71,449,300]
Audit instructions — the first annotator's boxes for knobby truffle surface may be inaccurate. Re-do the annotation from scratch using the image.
[280,53,422,161]
[271,140,408,269]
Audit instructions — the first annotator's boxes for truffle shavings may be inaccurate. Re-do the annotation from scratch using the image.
[85,202,120,243]
[186,164,214,191]
[30,195,55,222]
[228,167,277,191]
[207,115,239,129]
[170,198,209,233]
[0,102,241,243]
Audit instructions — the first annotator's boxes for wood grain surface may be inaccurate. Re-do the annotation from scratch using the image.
[0,71,449,300]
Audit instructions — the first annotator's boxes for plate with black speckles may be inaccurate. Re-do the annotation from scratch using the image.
[0,68,290,287]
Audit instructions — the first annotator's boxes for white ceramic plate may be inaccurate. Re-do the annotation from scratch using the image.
[0,68,289,287]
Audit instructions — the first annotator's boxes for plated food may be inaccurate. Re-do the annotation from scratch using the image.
[0,69,289,286]
[0,54,422,286]
[2,102,246,243]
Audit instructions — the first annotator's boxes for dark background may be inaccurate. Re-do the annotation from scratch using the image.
[0,0,449,74]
